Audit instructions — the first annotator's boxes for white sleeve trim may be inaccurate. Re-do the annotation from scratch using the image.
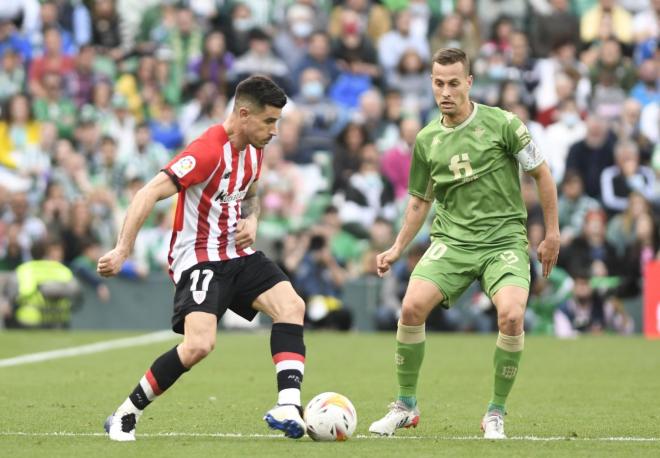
[516,141,545,171]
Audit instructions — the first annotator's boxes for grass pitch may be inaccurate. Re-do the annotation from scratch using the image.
[0,331,658,457]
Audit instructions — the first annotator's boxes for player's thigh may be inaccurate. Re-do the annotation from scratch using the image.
[410,238,478,309]
[480,245,531,301]
[232,252,304,324]
[182,311,218,351]
[251,281,305,324]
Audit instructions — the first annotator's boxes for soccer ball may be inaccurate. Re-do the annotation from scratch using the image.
[304,392,357,441]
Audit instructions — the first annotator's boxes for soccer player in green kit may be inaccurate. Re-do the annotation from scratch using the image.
[369,48,560,439]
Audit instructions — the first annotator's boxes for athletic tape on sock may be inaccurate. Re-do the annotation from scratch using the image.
[496,332,524,352]
[396,322,426,344]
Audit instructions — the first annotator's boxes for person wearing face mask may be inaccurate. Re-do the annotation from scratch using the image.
[273,4,316,76]
[293,67,345,150]
[544,99,587,183]
[216,2,254,57]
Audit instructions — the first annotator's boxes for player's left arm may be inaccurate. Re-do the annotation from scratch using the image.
[526,162,560,278]
[236,181,260,249]
[505,111,560,278]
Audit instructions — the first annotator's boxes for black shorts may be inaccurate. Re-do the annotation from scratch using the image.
[171,251,289,334]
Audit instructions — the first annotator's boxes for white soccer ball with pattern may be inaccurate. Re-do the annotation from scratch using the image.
[304,392,357,441]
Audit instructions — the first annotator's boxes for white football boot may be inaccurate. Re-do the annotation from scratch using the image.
[369,400,420,436]
[104,410,142,441]
[263,404,306,439]
[481,412,506,439]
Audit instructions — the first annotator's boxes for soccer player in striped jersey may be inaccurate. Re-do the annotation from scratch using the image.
[368,48,560,439]
[98,76,307,441]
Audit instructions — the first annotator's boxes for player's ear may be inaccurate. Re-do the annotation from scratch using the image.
[238,105,250,120]
[466,74,473,89]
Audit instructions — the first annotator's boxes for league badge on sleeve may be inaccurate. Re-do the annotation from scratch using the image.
[171,156,196,178]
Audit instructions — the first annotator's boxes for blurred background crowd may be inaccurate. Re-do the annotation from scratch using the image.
[0,0,658,336]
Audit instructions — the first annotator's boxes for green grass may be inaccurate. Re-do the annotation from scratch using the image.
[0,331,658,457]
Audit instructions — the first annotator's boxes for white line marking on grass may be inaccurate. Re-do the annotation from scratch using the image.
[1,432,658,442]
[0,331,178,368]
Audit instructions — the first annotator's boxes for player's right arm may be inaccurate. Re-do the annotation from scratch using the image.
[97,172,178,277]
[377,134,433,277]
[376,195,432,277]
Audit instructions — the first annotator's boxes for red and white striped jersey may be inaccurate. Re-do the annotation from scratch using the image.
[162,125,263,283]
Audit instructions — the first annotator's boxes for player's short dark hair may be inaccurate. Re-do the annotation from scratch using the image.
[432,48,470,75]
[234,76,287,112]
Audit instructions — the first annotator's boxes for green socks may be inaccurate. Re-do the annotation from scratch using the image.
[489,332,524,414]
[395,322,426,408]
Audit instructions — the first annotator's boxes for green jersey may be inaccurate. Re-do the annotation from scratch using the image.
[409,103,544,246]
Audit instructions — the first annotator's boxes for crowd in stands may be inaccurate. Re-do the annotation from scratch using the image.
[0,0,658,336]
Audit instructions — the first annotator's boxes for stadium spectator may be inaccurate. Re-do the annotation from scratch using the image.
[530,0,581,58]
[0,93,42,172]
[4,238,81,329]
[185,31,233,97]
[148,101,183,152]
[332,120,370,192]
[558,170,602,246]
[337,142,397,238]
[580,0,634,47]
[229,28,291,95]
[272,4,315,74]
[2,191,46,260]
[558,208,620,277]
[288,226,353,331]
[606,191,654,257]
[166,5,203,84]
[0,17,32,63]
[614,211,660,298]
[386,49,435,117]
[120,123,170,183]
[429,13,480,62]
[32,71,76,139]
[70,236,111,302]
[381,116,419,201]
[328,0,391,44]
[377,8,429,80]
[258,140,307,237]
[613,98,654,163]
[293,66,346,151]
[0,49,26,103]
[629,58,659,108]
[544,99,587,182]
[554,269,633,338]
[293,30,340,88]
[28,26,74,98]
[600,140,655,213]
[90,0,122,56]
[565,115,616,200]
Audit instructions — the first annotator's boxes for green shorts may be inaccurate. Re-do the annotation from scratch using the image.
[410,237,530,307]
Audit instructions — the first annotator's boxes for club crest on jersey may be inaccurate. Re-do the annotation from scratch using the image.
[171,156,196,178]
[192,290,207,304]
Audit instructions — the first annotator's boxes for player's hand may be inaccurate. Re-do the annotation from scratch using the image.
[235,216,257,249]
[97,248,128,277]
[376,246,402,277]
[537,234,560,278]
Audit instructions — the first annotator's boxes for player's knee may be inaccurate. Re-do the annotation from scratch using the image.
[272,295,305,324]
[400,301,427,326]
[498,308,525,332]
[181,339,215,365]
